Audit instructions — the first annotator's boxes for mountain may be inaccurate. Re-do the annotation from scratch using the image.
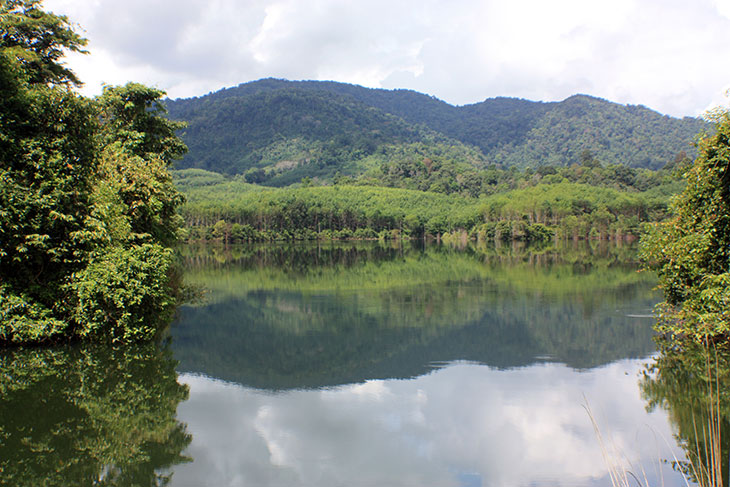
[165,84,468,185]
[165,78,708,183]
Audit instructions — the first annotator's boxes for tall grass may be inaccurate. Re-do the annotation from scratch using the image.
[585,400,657,487]
[587,344,725,487]
[688,349,723,487]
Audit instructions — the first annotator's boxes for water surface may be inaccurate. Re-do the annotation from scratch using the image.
[0,242,702,487]
[168,242,687,487]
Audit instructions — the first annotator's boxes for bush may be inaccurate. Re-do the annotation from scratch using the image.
[0,287,68,343]
[526,223,555,242]
[71,244,177,343]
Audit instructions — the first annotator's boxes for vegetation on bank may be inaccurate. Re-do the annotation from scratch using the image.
[0,1,186,344]
[641,109,730,343]
[627,111,729,487]
[175,166,678,244]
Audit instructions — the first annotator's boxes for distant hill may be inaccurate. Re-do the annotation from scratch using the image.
[165,78,708,183]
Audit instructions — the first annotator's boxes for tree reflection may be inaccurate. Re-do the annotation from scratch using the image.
[0,342,191,486]
[173,242,658,389]
[641,341,730,487]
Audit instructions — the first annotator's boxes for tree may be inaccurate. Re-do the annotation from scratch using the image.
[0,3,187,343]
[95,84,187,246]
[97,83,187,165]
[641,109,730,342]
[0,3,97,340]
[0,0,87,86]
[67,85,188,342]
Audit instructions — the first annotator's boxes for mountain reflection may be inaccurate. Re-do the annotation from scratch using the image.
[0,343,191,487]
[172,242,659,389]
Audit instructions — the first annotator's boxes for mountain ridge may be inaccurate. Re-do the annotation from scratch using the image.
[165,78,708,182]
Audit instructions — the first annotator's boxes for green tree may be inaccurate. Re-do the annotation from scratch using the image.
[641,110,730,342]
[97,83,187,165]
[0,0,87,86]
[0,3,187,343]
[0,3,97,340]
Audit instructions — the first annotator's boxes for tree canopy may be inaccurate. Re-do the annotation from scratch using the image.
[0,0,87,86]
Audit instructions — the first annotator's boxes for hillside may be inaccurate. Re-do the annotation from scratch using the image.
[166,84,483,185]
[165,79,708,183]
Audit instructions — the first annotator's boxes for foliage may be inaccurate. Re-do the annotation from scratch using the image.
[0,4,186,343]
[641,111,730,342]
[0,0,88,86]
[0,21,98,340]
[71,244,177,343]
[484,95,706,170]
[166,85,439,176]
[0,342,191,486]
[97,83,187,165]
[96,144,185,245]
[0,284,68,342]
[177,173,482,239]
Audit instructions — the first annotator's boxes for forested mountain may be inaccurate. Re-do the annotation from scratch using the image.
[165,78,708,183]
[166,86,464,183]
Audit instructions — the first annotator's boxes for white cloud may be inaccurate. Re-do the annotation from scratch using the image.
[43,0,730,116]
[713,0,730,18]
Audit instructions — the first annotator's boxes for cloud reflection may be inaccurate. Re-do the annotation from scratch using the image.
[172,360,685,487]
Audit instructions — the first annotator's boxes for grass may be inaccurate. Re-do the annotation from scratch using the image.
[688,350,723,487]
[586,345,725,487]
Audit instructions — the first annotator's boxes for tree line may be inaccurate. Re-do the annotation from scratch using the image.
[175,168,676,244]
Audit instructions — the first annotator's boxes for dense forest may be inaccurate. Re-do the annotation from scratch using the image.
[165,78,707,183]
[166,79,705,246]
[174,159,680,244]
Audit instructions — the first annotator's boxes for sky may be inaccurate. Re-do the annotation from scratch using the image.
[43,0,730,118]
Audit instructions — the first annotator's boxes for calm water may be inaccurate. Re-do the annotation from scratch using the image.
[0,242,712,486]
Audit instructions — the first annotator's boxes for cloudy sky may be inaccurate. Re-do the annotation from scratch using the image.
[44,0,730,118]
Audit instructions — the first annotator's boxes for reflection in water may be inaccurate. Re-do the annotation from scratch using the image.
[173,361,686,487]
[641,341,730,486]
[163,242,692,486]
[173,242,660,389]
[0,343,191,487]
[0,242,688,486]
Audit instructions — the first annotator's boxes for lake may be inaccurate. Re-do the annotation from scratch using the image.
[0,242,706,486]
